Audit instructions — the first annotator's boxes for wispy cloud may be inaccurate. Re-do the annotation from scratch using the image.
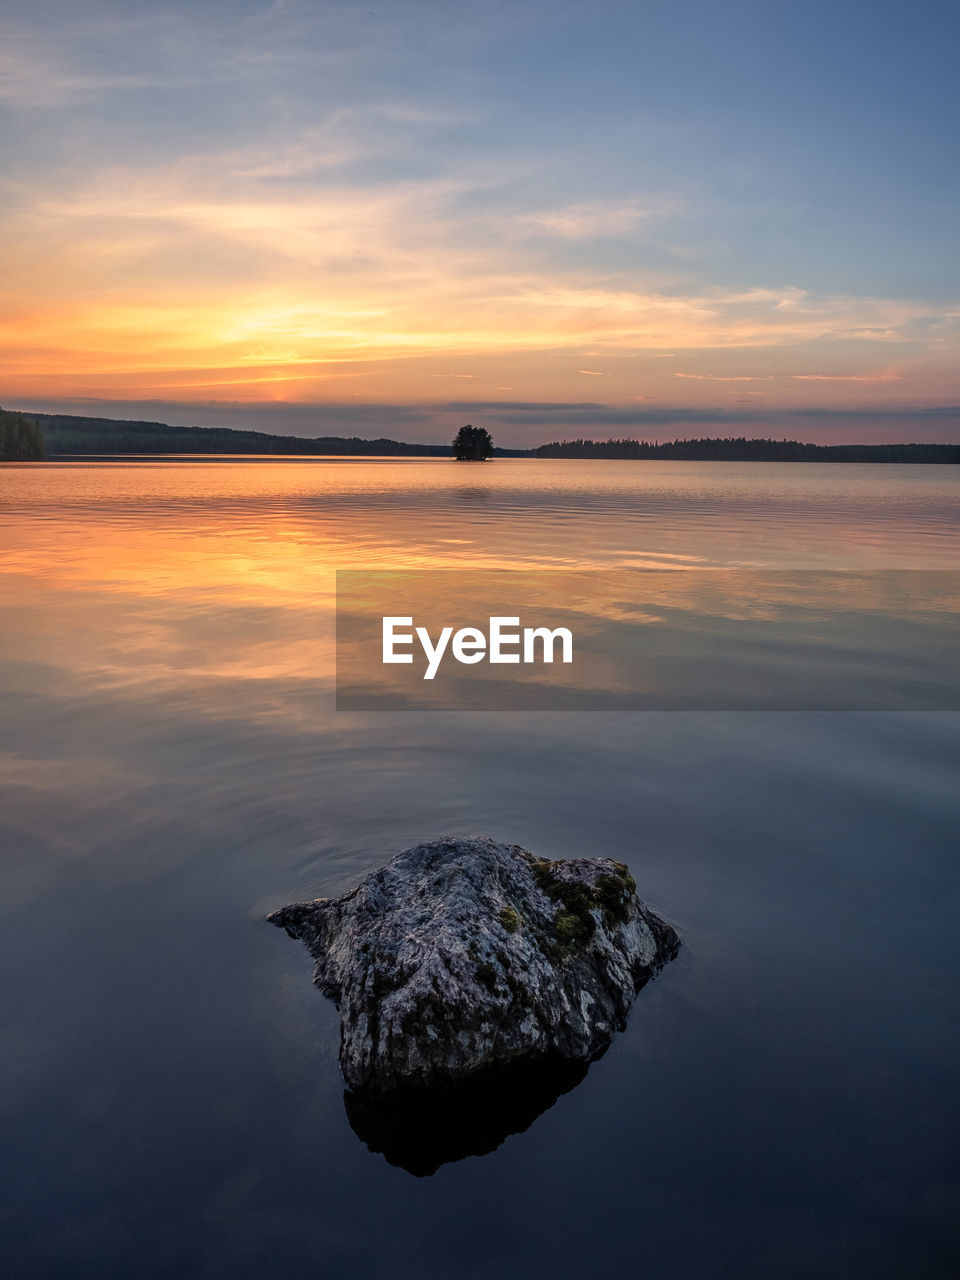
[674,373,774,382]
[0,4,401,107]
[519,197,677,240]
[790,371,901,382]
[0,43,166,107]
[0,12,222,106]
[1,3,958,434]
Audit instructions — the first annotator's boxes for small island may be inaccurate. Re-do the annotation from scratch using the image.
[452,424,494,460]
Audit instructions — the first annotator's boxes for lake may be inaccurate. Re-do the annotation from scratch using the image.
[1,459,958,1279]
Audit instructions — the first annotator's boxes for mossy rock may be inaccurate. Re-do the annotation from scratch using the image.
[499,905,520,934]
[529,857,637,953]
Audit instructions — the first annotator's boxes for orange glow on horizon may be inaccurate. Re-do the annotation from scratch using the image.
[3,173,957,418]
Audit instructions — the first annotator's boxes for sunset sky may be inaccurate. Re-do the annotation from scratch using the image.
[2,0,958,446]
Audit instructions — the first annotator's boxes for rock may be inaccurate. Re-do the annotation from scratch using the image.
[268,836,679,1097]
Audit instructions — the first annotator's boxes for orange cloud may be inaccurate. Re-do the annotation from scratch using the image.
[1,146,958,410]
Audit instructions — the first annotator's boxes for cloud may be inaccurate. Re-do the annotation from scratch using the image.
[1,9,958,413]
[4,96,957,385]
[791,405,960,420]
[7,396,436,433]
[0,3,402,107]
[790,371,901,382]
[439,400,960,425]
[519,197,676,240]
[0,44,164,107]
[718,286,809,308]
[674,373,774,382]
[443,401,607,411]
[0,11,221,107]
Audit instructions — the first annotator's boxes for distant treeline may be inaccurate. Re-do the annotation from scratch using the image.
[22,412,525,457]
[536,436,960,463]
[6,410,959,463]
[0,407,45,460]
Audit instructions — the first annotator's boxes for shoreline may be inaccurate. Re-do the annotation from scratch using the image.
[35,451,960,465]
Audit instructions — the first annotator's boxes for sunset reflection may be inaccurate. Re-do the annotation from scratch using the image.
[2,459,959,709]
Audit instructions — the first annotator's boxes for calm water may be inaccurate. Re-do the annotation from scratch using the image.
[1,459,958,1279]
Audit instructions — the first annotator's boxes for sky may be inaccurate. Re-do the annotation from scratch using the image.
[1,0,958,446]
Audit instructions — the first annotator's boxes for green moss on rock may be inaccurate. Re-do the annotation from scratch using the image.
[529,857,637,954]
[595,872,634,926]
[499,905,520,934]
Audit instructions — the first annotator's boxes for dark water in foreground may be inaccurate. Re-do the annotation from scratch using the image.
[1,460,958,1279]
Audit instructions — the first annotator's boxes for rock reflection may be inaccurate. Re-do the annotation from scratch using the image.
[343,1056,590,1176]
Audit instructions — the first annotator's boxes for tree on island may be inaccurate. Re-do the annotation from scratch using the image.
[0,407,44,461]
[452,424,494,461]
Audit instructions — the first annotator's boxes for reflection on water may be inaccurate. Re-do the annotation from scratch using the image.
[1,460,959,1279]
[344,1059,589,1177]
[336,569,960,709]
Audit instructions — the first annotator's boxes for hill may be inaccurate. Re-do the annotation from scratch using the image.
[25,412,447,456]
[18,412,527,457]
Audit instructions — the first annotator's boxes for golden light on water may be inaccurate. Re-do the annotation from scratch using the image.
[3,460,958,711]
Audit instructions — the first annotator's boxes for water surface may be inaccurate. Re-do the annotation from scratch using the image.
[1,460,958,1278]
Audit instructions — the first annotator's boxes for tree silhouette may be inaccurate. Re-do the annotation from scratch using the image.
[534,435,960,463]
[452,424,494,461]
[0,408,44,461]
